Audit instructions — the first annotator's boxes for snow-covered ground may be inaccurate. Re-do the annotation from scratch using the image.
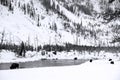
[0,50,120,63]
[0,60,120,80]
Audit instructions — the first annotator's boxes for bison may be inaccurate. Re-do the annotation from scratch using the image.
[10,63,19,69]
[89,59,93,62]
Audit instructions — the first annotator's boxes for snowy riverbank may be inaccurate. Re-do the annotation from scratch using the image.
[0,60,120,80]
[0,50,120,63]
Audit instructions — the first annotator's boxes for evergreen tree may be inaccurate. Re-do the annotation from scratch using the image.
[27,3,30,14]
[53,23,57,32]
[18,2,20,7]
[9,2,13,11]
[37,14,40,26]
[23,4,26,14]
[19,41,25,57]
[109,0,115,3]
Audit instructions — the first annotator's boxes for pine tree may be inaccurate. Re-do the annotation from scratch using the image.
[27,3,30,14]
[18,2,20,7]
[109,0,115,3]
[23,4,26,14]
[37,14,40,26]
[52,2,55,10]
[0,30,5,46]
[53,23,57,32]
[9,2,13,11]
[19,41,25,57]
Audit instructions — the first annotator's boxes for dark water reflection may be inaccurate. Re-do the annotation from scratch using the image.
[0,59,88,70]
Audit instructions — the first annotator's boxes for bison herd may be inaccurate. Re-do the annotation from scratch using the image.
[9,58,115,70]
[89,58,114,64]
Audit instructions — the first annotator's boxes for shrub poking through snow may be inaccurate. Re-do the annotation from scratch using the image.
[10,63,19,69]
[90,59,92,62]
[41,58,47,60]
[74,57,78,60]
[110,61,114,64]
[41,50,46,56]
[53,51,57,55]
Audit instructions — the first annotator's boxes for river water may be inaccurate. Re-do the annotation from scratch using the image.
[0,59,88,70]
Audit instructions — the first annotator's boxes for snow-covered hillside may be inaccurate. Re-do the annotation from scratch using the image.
[0,0,74,46]
[0,0,120,47]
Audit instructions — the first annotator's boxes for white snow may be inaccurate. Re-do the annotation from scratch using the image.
[0,60,120,80]
[0,50,120,63]
[0,0,116,47]
[0,50,16,60]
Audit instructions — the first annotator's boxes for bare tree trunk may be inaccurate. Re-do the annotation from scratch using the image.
[0,30,5,45]
[19,41,25,57]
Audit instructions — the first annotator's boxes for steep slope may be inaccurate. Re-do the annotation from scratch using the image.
[0,1,76,47]
[0,0,120,47]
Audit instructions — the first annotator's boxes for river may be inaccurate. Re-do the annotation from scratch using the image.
[0,59,88,70]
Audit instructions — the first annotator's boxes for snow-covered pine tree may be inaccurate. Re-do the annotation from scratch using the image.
[9,1,13,11]
[37,14,40,26]
[23,4,26,14]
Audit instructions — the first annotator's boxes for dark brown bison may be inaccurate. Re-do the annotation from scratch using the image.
[110,61,114,64]
[74,57,78,60]
[109,59,112,61]
[89,59,93,62]
[10,63,19,69]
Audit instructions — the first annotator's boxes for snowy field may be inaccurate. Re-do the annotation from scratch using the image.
[0,60,120,80]
[0,49,120,80]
